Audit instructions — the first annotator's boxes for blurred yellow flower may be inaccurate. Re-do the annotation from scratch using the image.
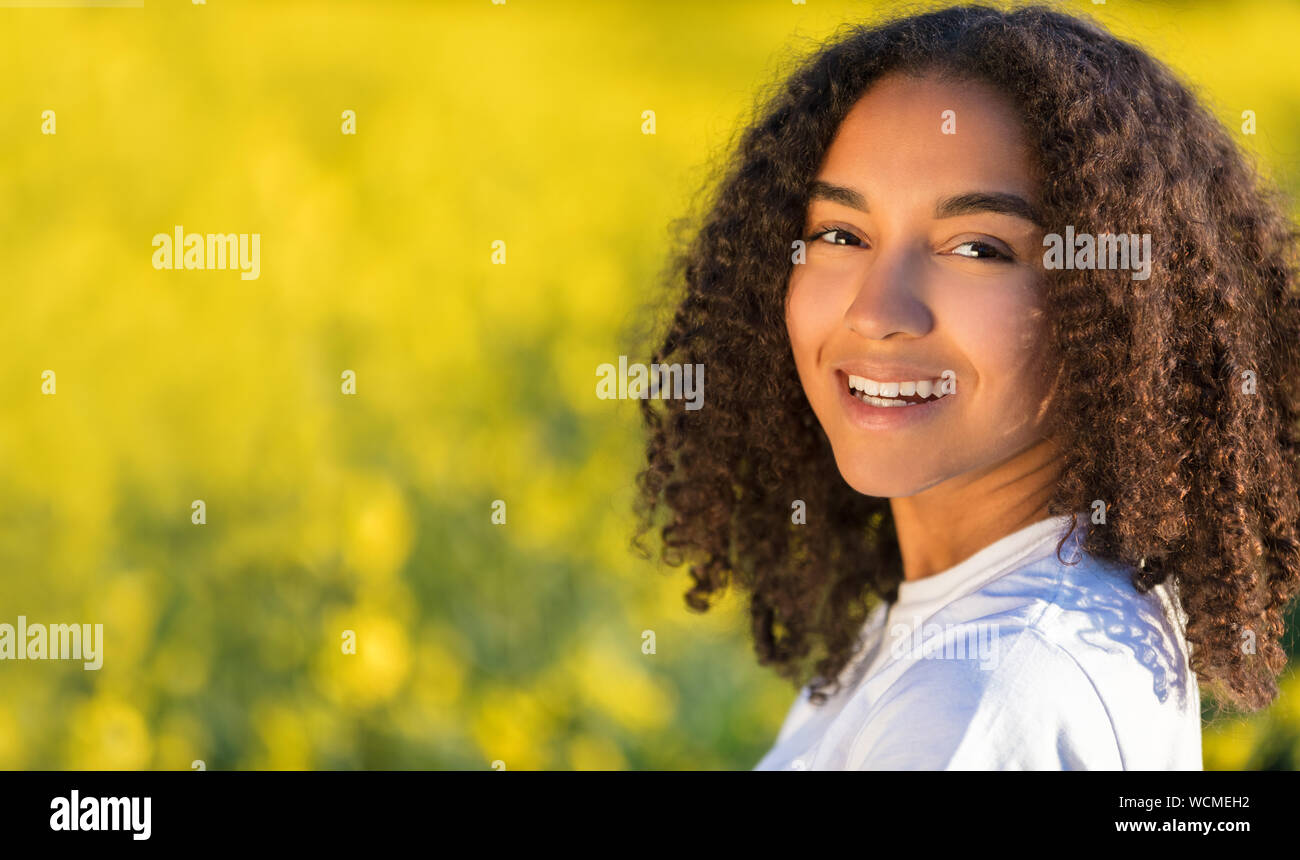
[98,571,160,670]
[0,705,24,769]
[313,609,412,709]
[152,714,210,770]
[1268,668,1300,729]
[343,474,414,585]
[250,703,313,771]
[573,647,675,733]
[64,697,152,770]
[151,646,211,697]
[1202,716,1262,771]
[471,688,556,771]
[567,734,627,771]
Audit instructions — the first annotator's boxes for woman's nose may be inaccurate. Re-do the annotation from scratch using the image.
[843,245,934,340]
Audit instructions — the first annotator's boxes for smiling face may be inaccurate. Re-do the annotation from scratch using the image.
[786,71,1055,499]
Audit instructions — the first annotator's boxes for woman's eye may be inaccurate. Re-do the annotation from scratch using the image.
[810,228,864,247]
[950,240,1010,260]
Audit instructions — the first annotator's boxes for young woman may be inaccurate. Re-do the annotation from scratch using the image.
[633,3,1300,769]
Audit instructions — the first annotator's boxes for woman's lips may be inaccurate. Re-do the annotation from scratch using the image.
[835,369,955,429]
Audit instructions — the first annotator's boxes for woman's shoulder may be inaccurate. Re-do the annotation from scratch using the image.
[987,547,1198,709]
[845,549,1203,768]
[921,546,1194,696]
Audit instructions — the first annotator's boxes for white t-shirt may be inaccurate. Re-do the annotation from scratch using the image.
[753,512,1202,770]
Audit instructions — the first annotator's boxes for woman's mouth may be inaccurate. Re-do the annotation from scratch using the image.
[845,373,951,407]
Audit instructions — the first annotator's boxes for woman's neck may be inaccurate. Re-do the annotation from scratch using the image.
[888,437,1063,582]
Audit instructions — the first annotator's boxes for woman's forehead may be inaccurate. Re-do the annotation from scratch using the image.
[818,73,1040,205]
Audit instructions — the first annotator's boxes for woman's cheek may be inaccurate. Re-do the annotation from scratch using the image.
[945,282,1046,437]
[785,275,837,373]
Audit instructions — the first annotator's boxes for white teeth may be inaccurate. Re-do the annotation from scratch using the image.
[859,394,909,407]
[844,372,950,406]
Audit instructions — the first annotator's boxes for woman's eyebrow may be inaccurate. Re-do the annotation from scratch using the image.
[807,181,1042,226]
[808,180,868,211]
[936,191,1042,226]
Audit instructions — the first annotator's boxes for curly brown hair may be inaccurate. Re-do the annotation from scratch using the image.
[632,2,1300,714]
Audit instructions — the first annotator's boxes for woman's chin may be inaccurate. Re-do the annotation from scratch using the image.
[837,467,936,500]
